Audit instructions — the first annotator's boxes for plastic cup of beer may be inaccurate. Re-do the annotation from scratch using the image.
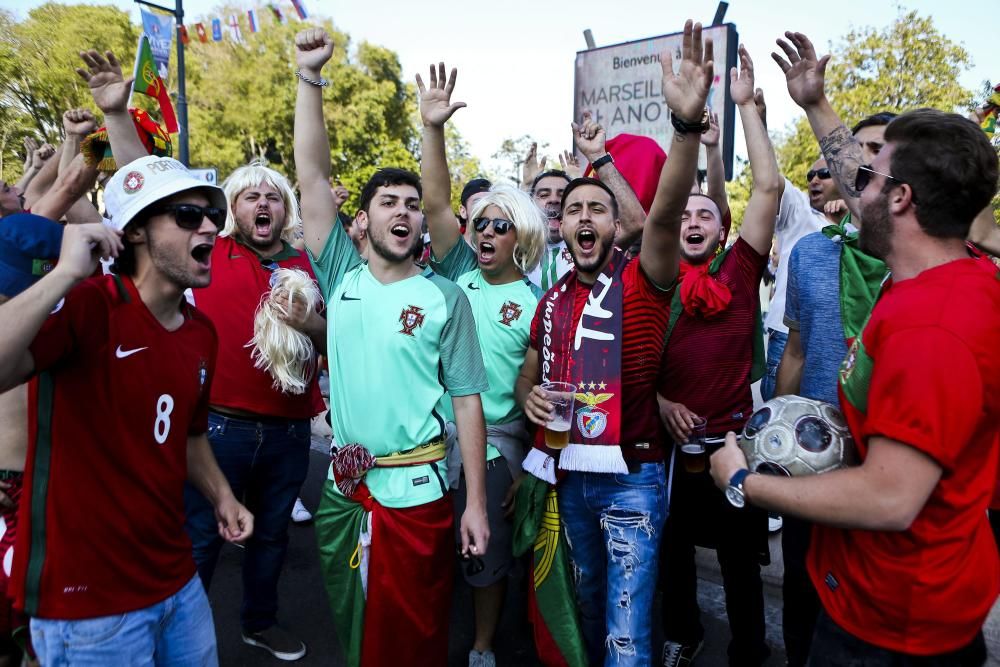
[541,382,577,450]
[679,416,708,473]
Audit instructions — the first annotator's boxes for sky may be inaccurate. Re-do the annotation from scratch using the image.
[2,0,994,176]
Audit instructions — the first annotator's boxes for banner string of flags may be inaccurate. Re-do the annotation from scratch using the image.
[173,1,309,46]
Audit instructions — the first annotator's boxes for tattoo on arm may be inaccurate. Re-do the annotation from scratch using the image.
[818,125,864,201]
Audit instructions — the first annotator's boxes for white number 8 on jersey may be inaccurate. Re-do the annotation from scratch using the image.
[154,394,175,444]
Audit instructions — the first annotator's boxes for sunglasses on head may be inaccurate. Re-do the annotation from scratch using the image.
[473,217,515,235]
[854,165,904,194]
[150,204,225,231]
[806,167,832,181]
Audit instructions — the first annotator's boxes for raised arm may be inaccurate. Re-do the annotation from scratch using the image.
[293,28,337,258]
[58,109,101,224]
[76,51,147,168]
[701,112,731,220]
[418,63,466,259]
[572,111,647,249]
[18,142,55,203]
[734,46,783,255]
[31,154,99,222]
[773,32,863,222]
[641,20,715,287]
[0,223,122,393]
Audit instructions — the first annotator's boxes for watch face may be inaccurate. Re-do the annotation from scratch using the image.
[726,485,746,508]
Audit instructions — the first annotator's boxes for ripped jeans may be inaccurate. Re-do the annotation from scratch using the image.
[558,462,667,666]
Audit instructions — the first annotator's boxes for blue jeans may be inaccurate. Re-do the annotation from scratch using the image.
[760,329,788,402]
[183,412,310,633]
[30,575,217,666]
[558,462,667,667]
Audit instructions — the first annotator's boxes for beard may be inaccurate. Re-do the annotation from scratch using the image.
[680,242,720,266]
[859,193,893,259]
[567,232,615,275]
[369,225,421,264]
[147,233,209,290]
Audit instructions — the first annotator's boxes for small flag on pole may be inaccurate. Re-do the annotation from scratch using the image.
[227,14,243,43]
[211,18,222,42]
[290,0,308,20]
[268,4,286,24]
[247,9,259,33]
[132,34,178,133]
[195,22,207,43]
[179,25,189,45]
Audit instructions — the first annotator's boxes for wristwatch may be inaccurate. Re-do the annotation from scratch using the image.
[590,153,614,170]
[725,469,752,508]
[671,108,711,135]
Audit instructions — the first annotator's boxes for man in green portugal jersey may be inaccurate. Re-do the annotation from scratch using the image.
[293,30,490,667]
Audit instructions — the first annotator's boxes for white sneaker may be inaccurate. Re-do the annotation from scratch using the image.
[291,498,312,523]
[768,513,783,533]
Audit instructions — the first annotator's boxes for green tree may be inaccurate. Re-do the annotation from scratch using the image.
[776,8,972,190]
[0,3,139,179]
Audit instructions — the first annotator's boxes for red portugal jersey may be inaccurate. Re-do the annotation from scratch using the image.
[658,238,767,436]
[15,274,216,619]
[810,257,1000,654]
[192,236,324,419]
[529,258,674,461]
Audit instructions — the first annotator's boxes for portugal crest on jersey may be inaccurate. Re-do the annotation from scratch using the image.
[575,390,614,439]
[399,305,425,336]
[498,300,522,327]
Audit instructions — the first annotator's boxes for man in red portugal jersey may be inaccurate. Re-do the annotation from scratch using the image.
[0,155,253,667]
[711,32,1000,666]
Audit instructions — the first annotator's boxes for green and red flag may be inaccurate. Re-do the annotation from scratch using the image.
[132,34,178,133]
[513,475,588,667]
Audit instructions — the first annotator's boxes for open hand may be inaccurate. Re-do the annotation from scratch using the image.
[700,111,721,147]
[559,150,582,179]
[416,62,466,128]
[571,111,606,163]
[730,44,756,106]
[522,142,546,187]
[63,108,97,136]
[660,20,714,123]
[295,28,334,75]
[76,50,133,114]
[22,137,38,170]
[772,31,830,109]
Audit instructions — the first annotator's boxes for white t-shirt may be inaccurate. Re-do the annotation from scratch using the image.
[527,240,574,292]
[764,179,828,333]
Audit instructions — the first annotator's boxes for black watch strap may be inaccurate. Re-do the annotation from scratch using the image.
[671,108,711,135]
[591,153,614,170]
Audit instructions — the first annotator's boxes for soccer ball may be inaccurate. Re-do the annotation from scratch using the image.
[738,395,858,476]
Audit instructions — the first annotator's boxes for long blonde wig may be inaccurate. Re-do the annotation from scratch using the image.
[247,268,321,394]
[469,185,546,274]
[221,160,302,242]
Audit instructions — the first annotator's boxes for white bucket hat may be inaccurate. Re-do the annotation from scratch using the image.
[104,156,227,231]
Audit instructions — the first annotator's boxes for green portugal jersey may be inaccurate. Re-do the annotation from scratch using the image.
[310,223,489,508]
[431,242,542,463]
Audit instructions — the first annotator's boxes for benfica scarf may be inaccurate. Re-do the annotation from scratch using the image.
[665,246,766,383]
[539,249,627,473]
[512,475,588,667]
[821,216,888,345]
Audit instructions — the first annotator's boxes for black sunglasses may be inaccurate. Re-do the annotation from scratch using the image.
[806,167,832,181]
[150,204,225,231]
[855,165,904,193]
[473,217,515,235]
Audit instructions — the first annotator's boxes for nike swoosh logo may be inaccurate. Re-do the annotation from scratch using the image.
[340,294,361,301]
[467,283,479,290]
[229,253,244,259]
[115,345,148,359]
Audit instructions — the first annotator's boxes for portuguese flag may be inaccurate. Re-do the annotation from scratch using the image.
[512,475,588,667]
[132,34,178,133]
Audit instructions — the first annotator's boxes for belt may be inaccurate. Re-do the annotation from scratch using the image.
[331,440,445,497]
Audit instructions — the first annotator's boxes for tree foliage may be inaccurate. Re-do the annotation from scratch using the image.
[728,9,975,230]
[0,3,481,216]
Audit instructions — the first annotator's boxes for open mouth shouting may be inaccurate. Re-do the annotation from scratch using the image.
[253,210,273,239]
[390,222,412,241]
[478,240,496,265]
[191,241,214,271]
[575,228,598,256]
